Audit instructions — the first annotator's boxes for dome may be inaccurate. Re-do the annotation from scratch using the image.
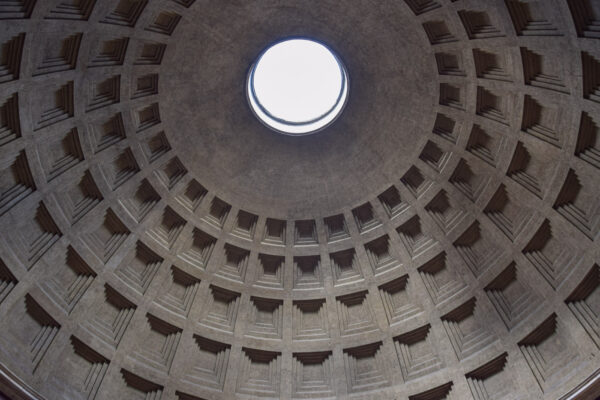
[0,1,599,399]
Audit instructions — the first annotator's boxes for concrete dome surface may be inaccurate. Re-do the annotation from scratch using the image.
[0,1,599,399]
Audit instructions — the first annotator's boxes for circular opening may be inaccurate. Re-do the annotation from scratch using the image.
[247,38,349,136]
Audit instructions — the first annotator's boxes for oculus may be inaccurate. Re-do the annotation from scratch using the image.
[247,38,349,136]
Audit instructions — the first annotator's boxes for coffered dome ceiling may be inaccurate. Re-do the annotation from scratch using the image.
[0,1,599,399]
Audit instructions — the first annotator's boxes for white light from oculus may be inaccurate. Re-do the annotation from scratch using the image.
[247,38,348,135]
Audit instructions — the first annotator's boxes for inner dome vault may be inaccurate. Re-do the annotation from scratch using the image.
[0,1,599,400]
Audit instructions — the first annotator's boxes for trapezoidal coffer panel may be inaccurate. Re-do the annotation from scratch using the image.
[0,1,598,400]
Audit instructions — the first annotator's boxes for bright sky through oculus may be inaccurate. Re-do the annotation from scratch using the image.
[247,38,348,135]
